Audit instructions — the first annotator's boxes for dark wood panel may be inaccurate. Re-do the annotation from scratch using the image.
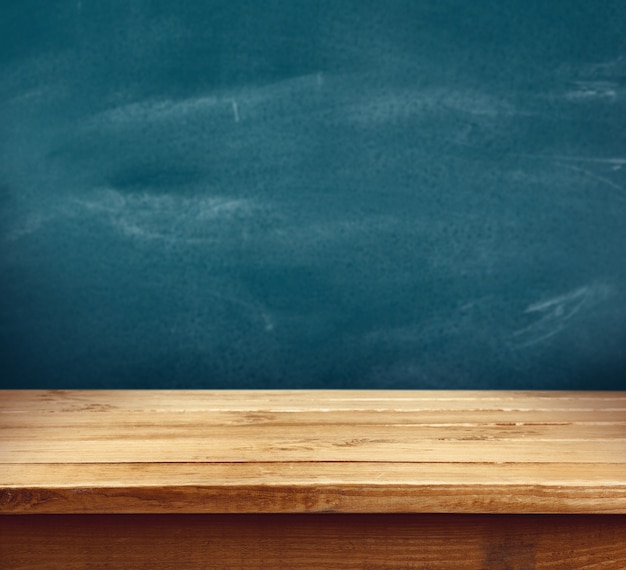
[2,514,625,569]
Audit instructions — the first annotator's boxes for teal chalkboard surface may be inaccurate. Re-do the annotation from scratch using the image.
[1,1,625,388]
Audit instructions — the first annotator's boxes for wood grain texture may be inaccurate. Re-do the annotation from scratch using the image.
[2,514,625,569]
[1,390,625,514]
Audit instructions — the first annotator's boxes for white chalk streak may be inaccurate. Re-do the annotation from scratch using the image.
[564,81,619,102]
[93,72,325,127]
[96,96,221,125]
[513,153,626,166]
[524,287,592,314]
[346,87,517,126]
[512,284,612,349]
[75,190,257,244]
[556,163,625,199]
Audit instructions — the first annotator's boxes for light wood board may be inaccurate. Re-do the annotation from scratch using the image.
[1,390,625,514]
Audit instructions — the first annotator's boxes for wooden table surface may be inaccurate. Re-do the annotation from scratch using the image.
[1,390,626,568]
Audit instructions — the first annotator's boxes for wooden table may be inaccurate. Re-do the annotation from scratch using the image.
[1,390,625,568]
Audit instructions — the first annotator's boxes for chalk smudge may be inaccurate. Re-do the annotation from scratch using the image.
[511,283,613,349]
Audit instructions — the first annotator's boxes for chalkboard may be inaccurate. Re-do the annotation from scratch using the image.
[1,1,625,389]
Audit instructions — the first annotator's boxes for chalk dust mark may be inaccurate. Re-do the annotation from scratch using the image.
[73,190,257,245]
[94,95,221,125]
[202,290,275,334]
[581,56,626,79]
[517,154,626,166]
[512,153,626,199]
[564,81,619,102]
[525,288,589,314]
[556,162,625,200]
[511,284,612,349]
[260,311,275,332]
[231,100,240,123]
[3,214,49,242]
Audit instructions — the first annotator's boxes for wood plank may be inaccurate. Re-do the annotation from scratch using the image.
[2,463,626,514]
[1,434,625,464]
[4,421,625,438]
[4,408,626,426]
[2,514,625,569]
[2,389,626,413]
[5,462,626,488]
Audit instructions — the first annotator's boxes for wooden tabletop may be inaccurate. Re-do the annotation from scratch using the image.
[1,390,625,515]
